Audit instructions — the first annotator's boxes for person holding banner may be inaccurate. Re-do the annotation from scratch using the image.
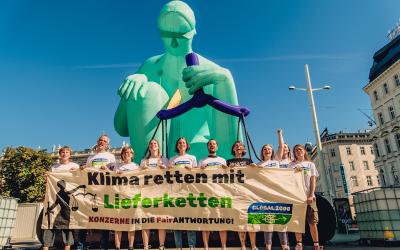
[276,129,292,168]
[78,134,116,250]
[257,144,289,250]
[140,139,169,169]
[140,139,168,250]
[227,141,254,167]
[198,139,228,250]
[169,137,197,250]
[227,141,256,250]
[43,146,78,250]
[292,144,321,250]
[114,146,138,250]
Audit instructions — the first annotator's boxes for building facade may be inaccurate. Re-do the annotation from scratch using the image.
[311,129,379,218]
[363,34,400,187]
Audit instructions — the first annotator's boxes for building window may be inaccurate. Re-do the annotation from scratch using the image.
[383,83,389,94]
[395,134,400,150]
[380,169,386,186]
[392,165,400,185]
[330,148,336,157]
[336,178,342,187]
[350,176,359,187]
[360,147,366,155]
[377,175,380,185]
[349,161,355,171]
[367,176,373,186]
[389,106,396,120]
[346,147,352,155]
[384,138,392,154]
[374,143,380,157]
[373,90,379,101]
[363,161,369,170]
[370,146,374,154]
[394,74,400,87]
[378,112,384,125]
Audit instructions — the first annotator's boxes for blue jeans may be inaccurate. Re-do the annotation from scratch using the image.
[174,230,196,248]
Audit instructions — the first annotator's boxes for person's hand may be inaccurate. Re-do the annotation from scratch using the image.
[118,74,149,100]
[306,196,314,205]
[249,163,257,167]
[185,165,192,170]
[141,165,149,170]
[222,165,228,169]
[69,168,77,172]
[200,165,206,169]
[159,164,166,169]
[116,170,122,174]
[182,65,230,95]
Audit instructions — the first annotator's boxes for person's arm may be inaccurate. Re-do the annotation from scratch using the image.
[222,159,228,169]
[277,128,284,161]
[168,157,174,168]
[199,159,205,169]
[308,176,317,205]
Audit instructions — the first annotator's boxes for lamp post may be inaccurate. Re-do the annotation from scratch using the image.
[289,64,333,201]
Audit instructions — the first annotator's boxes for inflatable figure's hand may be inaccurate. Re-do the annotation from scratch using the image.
[118,74,149,100]
[182,65,230,95]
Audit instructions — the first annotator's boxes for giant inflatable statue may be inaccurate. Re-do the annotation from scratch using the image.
[114,0,240,162]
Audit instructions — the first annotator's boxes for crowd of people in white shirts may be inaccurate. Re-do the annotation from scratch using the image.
[43,129,322,250]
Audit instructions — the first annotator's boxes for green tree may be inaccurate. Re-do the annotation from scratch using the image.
[0,146,54,202]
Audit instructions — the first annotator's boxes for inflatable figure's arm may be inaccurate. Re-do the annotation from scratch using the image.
[114,56,164,137]
[118,74,149,101]
[182,63,233,95]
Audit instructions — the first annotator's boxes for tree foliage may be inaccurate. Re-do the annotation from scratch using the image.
[0,146,54,202]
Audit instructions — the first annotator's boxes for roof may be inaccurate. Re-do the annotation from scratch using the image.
[369,35,400,82]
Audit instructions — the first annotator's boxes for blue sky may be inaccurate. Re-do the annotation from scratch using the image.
[1,0,399,153]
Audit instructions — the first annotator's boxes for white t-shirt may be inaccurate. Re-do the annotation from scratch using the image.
[279,158,292,169]
[292,161,319,196]
[86,152,116,170]
[115,162,139,172]
[51,162,79,172]
[169,154,197,168]
[198,156,227,169]
[258,159,280,168]
[140,157,169,168]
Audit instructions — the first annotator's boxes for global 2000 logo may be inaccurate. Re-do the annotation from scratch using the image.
[247,202,293,225]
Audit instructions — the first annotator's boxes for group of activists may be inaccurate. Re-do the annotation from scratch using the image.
[43,129,322,250]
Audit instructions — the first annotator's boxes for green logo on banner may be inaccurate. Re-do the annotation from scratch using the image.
[247,203,293,225]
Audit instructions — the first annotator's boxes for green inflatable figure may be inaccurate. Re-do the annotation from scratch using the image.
[114,0,240,162]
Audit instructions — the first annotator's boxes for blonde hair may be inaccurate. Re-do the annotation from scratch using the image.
[146,139,161,159]
[58,146,72,155]
[260,144,274,161]
[293,144,310,161]
[120,146,134,161]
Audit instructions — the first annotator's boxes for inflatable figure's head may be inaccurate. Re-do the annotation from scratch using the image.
[158,1,196,56]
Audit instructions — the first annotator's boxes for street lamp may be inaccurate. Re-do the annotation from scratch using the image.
[289,64,333,201]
